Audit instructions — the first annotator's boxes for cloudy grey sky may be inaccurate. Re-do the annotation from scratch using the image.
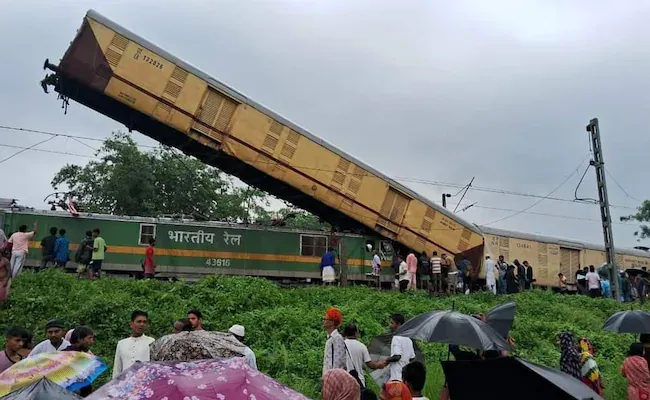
[0,0,648,248]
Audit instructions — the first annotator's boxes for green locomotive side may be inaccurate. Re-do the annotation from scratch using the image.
[1,209,393,281]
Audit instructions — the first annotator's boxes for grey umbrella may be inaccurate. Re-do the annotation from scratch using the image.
[0,378,82,400]
[485,301,516,338]
[395,310,511,351]
[603,310,650,334]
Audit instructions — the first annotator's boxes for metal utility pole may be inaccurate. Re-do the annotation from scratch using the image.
[442,193,451,208]
[586,118,619,301]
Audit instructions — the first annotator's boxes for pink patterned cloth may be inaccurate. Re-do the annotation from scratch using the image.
[87,357,309,400]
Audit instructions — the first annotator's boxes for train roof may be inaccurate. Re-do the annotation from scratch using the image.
[84,9,482,237]
[480,225,650,258]
[0,208,367,238]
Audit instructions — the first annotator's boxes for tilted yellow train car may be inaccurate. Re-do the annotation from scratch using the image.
[42,10,484,265]
[482,226,650,287]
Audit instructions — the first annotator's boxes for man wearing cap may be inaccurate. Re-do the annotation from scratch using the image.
[322,307,346,376]
[228,324,257,370]
[28,320,70,357]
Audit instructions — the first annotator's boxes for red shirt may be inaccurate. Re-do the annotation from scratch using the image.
[144,246,155,274]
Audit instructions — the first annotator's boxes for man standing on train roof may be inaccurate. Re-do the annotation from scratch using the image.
[8,221,37,278]
[406,252,417,290]
[39,227,58,272]
[187,309,204,331]
[54,229,70,268]
[144,238,156,279]
[29,320,70,357]
[321,247,337,286]
[89,228,107,280]
[228,324,257,370]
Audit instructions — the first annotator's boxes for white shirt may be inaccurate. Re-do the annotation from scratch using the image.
[112,335,155,378]
[399,261,409,281]
[389,335,415,381]
[242,345,257,370]
[430,257,442,274]
[586,272,600,290]
[344,339,371,386]
[29,339,70,357]
[485,259,496,281]
[413,397,430,400]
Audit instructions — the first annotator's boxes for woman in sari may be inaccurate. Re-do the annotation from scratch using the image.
[622,343,650,400]
[322,369,360,400]
[380,382,412,400]
[557,332,582,380]
[578,337,604,395]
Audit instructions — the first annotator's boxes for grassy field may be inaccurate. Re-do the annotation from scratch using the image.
[0,270,642,398]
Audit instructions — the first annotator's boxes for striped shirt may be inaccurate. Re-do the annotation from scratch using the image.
[430,257,442,274]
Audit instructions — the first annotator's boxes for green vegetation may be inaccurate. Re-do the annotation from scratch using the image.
[0,271,643,398]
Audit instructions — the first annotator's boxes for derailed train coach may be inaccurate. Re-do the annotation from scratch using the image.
[40,10,485,271]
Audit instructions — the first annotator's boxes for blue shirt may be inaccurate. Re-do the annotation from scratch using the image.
[601,279,611,298]
[320,251,335,268]
[54,236,70,262]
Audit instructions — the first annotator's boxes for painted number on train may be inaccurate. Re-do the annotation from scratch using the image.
[133,47,164,70]
[206,258,231,267]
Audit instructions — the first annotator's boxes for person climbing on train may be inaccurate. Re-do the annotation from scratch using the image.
[321,247,337,286]
[143,238,156,279]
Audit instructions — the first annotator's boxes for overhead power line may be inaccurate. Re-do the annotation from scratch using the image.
[482,155,591,226]
[606,168,642,202]
[0,124,642,213]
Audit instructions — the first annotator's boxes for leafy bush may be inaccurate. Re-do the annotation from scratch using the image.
[0,270,643,398]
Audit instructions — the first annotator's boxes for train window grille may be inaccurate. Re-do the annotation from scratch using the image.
[138,223,156,245]
[300,234,328,257]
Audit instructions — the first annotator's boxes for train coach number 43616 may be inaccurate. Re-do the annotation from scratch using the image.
[206,258,231,267]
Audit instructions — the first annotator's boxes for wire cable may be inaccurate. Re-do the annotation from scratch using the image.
[482,155,591,226]
[0,124,640,210]
[0,136,58,165]
[573,164,598,204]
[606,168,642,202]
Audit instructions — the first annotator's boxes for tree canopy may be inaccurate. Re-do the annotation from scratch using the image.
[51,132,270,222]
[621,200,650,240]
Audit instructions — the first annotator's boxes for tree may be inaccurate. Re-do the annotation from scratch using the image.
[51,132,269,221]
[256,207,329,231]
[620,200,650,240]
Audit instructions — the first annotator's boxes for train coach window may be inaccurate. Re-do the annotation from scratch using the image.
[301,234,328,257]
[139,223,156,245]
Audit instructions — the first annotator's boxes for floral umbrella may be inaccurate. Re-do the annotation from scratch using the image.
[149,331,245,362]
[0,351,107,396]
[87,357,310,400]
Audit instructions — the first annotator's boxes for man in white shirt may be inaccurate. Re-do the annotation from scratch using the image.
[322,307,346,376]
[112,310,155,378]
[485,255,497,295]
[585,265,601,298]
[402,361,429,400]
[386,314,415,382]
[29,320,70,357]
[397,255,409,293]
[371,249,381,289]
[343,323,387,387]
[228,324,257,370]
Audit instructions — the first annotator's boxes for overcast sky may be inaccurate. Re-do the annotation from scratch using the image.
[0,0,648,248]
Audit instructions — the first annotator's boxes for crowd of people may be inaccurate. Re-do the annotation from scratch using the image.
[0,308,256,397]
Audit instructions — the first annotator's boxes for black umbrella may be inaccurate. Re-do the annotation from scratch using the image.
[626,268,650,279]
[367,332,425,387]
[603,310,650,334]
[442,356,604,400]
[0,378,82,400]
[395,310,511,351]
[485,301,516,338]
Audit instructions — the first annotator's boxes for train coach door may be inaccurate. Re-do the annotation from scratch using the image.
[560,247,581,281]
